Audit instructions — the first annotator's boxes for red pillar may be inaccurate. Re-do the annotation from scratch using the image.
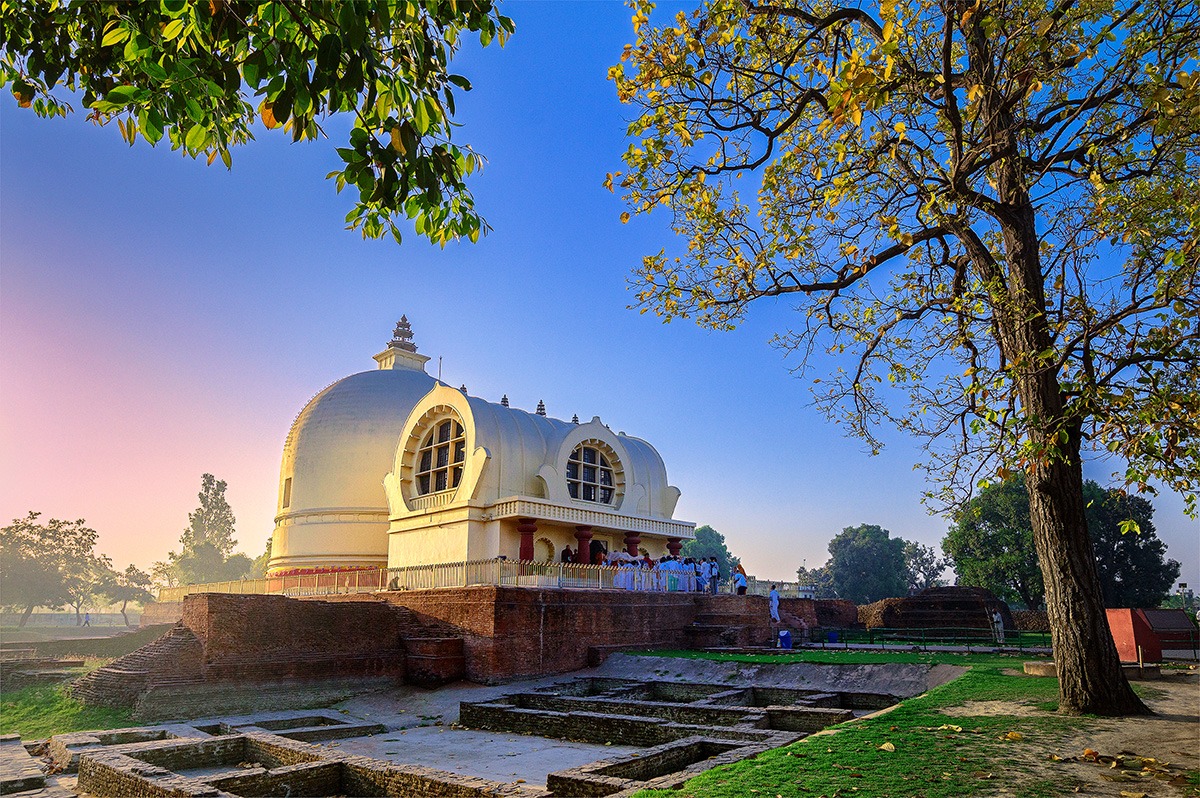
[574,525,594,565]
[666,537,683,557]
[517,518,537,562]
[624,532,642,556]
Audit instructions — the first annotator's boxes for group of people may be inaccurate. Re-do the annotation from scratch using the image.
[558,546,751,594]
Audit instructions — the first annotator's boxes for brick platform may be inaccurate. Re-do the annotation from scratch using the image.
[75,588,786,712]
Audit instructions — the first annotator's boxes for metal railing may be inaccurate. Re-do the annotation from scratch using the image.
[810,626,1054,651]
[156,559,804,602]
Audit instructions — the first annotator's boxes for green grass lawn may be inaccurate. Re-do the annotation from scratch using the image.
[634,650,1197,798]
[0,682,133,740]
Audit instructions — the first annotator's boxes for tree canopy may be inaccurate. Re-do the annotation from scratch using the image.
[795,563,837,598]
[681,524,740,578]
[826,524,908,603]
[943,476,1046,607]
[903,540,947,592]
[107,564,155,627]
[612,0,1197,715]
[947,474,1181,608]
[1088,486,1181,608]
[0,0,513,244]
[155,473,252,585]
[0,512,104,626]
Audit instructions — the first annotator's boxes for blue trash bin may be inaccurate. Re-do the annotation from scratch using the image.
[778,630,792,650]
[828,630,839,644]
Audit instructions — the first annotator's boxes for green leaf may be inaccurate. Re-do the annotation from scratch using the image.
[316,33,341,73]
[185,124,208,150]
[162,19,185,42]
[413,99,430,135]
[140,109,164,144]
[141,60,168,82]
[105,85,145,105]
[101,26,129,48]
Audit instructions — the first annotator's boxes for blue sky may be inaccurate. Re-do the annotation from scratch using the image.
[1,1,1194,588]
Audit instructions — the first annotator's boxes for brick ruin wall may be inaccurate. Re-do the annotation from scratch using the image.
[80,588,800,711]
[181,593,457,682]
[75,593,463,712]
[332,587,741,682]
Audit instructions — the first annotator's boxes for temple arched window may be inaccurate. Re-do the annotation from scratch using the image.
[567,443,616,504]
[415,418,466,495]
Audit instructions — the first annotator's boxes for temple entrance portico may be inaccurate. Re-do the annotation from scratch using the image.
[486,497,694,565]
[385,496,694,569]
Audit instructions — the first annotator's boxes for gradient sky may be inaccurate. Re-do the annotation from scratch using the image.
[1,2,1195,588]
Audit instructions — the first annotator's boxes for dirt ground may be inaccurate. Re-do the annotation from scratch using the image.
[946,669,1199,796]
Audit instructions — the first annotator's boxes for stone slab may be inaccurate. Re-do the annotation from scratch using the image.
[0,735,45,795]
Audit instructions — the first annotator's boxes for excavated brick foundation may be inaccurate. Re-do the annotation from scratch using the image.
[78,588,844,715]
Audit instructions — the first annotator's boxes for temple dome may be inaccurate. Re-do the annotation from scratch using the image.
[267,320,436,574]
[279,368,438,515]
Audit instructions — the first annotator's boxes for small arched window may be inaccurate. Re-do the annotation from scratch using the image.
[567,443,615,504]
[415,418,466,495]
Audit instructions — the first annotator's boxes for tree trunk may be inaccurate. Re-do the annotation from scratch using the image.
[18,603,34,628]
[962,21,1150,713]
[996,219,1147,715]
[74,603,82,625]
[1024,443,1150,715]
[1013,576,1036,611]
[120,599,130,628]
[996,193,1148,715]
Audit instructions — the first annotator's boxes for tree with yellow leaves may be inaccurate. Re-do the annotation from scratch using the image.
[612,0,1198,715]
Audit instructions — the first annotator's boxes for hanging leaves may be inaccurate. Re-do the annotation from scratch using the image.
[0,0,516,246]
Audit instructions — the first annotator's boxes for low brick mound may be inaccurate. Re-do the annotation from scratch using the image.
[858,586,1012,631]
[1012,609,1050,631]
[812,599,859,628]
[71,624,202,708]
[0,657,87,686]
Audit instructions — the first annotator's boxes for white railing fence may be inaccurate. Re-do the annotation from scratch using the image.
[156,559,810,602]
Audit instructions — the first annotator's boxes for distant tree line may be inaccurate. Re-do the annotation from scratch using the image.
[0,512,152,627]
[1,473,272,626]
[794,478,1180,609]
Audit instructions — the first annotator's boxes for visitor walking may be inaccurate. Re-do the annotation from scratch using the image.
[708,557,720,594]
[83,612,91,627]
[991,608,1005,644]
[769,586,780,623]
[733,570,748,595]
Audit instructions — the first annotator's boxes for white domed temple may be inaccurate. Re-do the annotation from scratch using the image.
[267,319,695,576]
